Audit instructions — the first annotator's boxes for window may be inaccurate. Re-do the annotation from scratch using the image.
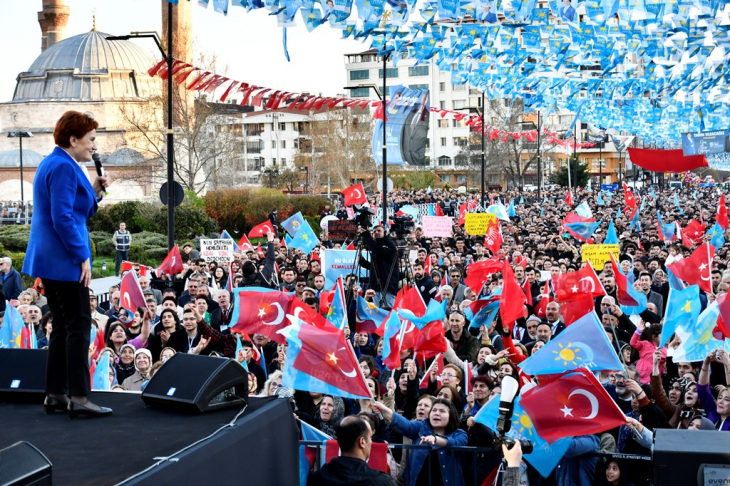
[272,140,277,149]
[455,174,468,184]
[440,137,447,146]
[350,69,370,80]
[454,137,468,146]
[452,119,460,128]
[409,84,429,90]
[452,84,466,91]
[408,66,429,76]
[438,156,452,166]
[453,100,466,110]
[281,140,286,149]
[440,101,446,109]
[438,119,449,128]
[281,158,286,166]
[439,82,446,92]
[378,68,399,78]
[272,158,277,166]
[362,55,376,62]
[350,87,370,98]
[279,122,286,131]
[439,174,451,183]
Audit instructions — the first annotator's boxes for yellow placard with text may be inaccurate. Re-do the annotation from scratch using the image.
[581,244,619,270]
[464,213,497,236]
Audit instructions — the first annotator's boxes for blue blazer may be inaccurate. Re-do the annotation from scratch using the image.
[23,146,99,282]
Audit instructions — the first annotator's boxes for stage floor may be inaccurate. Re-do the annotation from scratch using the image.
[0,392,262,486]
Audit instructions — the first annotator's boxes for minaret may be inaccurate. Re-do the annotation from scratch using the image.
[38,0,71,52]
[161,0,193,64]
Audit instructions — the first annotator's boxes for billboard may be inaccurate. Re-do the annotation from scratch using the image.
[372,85,430,166]
[681,130,730,157]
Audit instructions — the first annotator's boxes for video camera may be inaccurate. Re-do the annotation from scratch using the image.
[353,205,376,229]
[391,215,415,237]
[492,375,534,455]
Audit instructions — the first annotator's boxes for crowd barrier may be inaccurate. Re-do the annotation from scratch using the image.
[300,440,652,486]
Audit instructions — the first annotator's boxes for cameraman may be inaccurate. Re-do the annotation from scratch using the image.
[357,225,398,309]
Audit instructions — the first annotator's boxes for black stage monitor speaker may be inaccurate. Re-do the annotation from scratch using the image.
[0,349,47,400]
[141,353,248,413]
[0,441,52,486]
[653,429,730,485]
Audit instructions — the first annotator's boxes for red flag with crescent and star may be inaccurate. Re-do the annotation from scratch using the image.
[230,290,295,344]
[484,217,503,255]
[238,234,254,252]
[682,219,706,246]
[564,190,573,207]
[248,221,275,239]
[158,245,185,275]
[499,260,527,332]
[534,280,553,319]
[119,271,148,322]
[520,368,626,444]
[551,262,605,303]
[718,194,729,230]
[342,183,367,206]
[667,242,715,293]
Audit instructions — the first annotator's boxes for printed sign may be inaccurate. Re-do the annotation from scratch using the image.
[327,220,358,241]
[422,216,453,237]
[464,213,497,236]
[200,239,234,263]
[581,244,620,270]
[321,249,368,286]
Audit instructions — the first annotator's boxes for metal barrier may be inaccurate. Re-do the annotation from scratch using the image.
[300,440,652,486]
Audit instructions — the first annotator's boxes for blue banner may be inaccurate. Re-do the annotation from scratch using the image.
[682,130,730,157]
[322,249,368,286]
[372,85,430,166]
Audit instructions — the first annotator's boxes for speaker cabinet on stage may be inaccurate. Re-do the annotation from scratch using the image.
[0,441,52,486]
[653,429,730,485]
[142,353,247,413]
[0,349,47,401]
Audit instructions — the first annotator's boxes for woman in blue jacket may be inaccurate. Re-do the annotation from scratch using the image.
[373,398,468,486]
[23,111,111,418]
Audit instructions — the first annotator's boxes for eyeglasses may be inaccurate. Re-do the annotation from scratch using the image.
[269,382,280,389]
[440,372,458,379]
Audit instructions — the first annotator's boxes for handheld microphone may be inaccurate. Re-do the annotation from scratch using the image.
[92,153,107,195]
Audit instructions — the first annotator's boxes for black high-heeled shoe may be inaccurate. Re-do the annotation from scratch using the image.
[67,400,113,419]
[44,395,69,414]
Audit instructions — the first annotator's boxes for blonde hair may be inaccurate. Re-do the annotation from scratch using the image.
[263,370,283,396]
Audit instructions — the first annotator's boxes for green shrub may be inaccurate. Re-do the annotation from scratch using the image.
[304,215,322,235]
[96,240,115,256]
[128,245,148,265]
[0,225,30,251]
[146,247,170,261]
[91,239,96,260]
[152,203,218,241]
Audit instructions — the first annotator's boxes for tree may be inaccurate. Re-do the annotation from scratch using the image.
[549,153,590,187]
[292,108,374,192]
[274,167,303,192]
[118,54,239,194]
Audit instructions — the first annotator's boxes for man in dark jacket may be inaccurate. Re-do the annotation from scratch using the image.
[413,260,437,304]
[358,226,399,309]
[240,231,277,289]
[0,257,22,300]
[309,415,395,486]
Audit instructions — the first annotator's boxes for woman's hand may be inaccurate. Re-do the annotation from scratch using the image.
[652,348,662,375]
[386,378,396,396]
[407,361,417,380]
[371,401,394,422]
[79,258,91,287]
[625,416,644,434]
[92,175,110,196]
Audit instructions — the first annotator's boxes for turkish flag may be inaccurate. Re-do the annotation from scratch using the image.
[565,191,573,207]
[419,353,444,388]
[667,243,715,293]
[342,183,367,206]
[551,262,605,303]
[484,217,503,255]
[561,294,596,326]
[499,260,527,332]
[238,234,254,251]
[714,293,730,340]
[435,204,444,216]
[457,203,468,226]
[520,368,626,444]
[230,290,295,344]
[119,271,148,316]
[682,219,706,246]
[463,256,503,293]
[394,286,427,318]
[413,320,446,357]
[290,297,329,329]
[624,185,635,209]
[522,279,533,304]
[534,281,553,319]
[248,221,275,238]
[292,323,371,398]
[158,245,185,275]
[718,194,729,230]
[609,253,642,307]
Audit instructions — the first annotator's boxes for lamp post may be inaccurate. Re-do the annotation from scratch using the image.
[264,168,278,188]
[7,130,33,225]
[480,91,486,208]
[299,166,309,193]
[108,21,174,250]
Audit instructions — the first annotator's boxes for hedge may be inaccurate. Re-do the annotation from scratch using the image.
[204,188,328,235]
[0,225,30,251]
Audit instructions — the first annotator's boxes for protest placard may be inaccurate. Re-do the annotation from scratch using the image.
[321,249,368,285]
[464,213,497,235]
[200,239,234,263]
[327,220,358,241]
[581,244,619,269]
[422,216,453,237]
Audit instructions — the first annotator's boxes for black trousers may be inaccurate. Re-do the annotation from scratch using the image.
[43,278,91,397]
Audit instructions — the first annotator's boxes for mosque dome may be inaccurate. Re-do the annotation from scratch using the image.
[11,30,159,103]
[0,149,44,168]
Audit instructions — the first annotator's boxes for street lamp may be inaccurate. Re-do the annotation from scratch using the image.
[7,130,33,224]
[263,168,278,188]
[299,166,309,194]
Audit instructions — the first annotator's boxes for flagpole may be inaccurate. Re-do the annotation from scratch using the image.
[481,91,486,209]
[381,53,388,229]
[537,110,541,200]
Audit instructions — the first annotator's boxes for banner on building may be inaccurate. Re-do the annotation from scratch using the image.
[372,85,430,166]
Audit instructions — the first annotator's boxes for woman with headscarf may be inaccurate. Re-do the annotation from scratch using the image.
[309,395,345,438]
[113,344,137,384]
[121,349,153,392]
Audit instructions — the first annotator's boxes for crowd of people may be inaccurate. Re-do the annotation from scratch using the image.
[0,201,32,224]
[4,178,730,485]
